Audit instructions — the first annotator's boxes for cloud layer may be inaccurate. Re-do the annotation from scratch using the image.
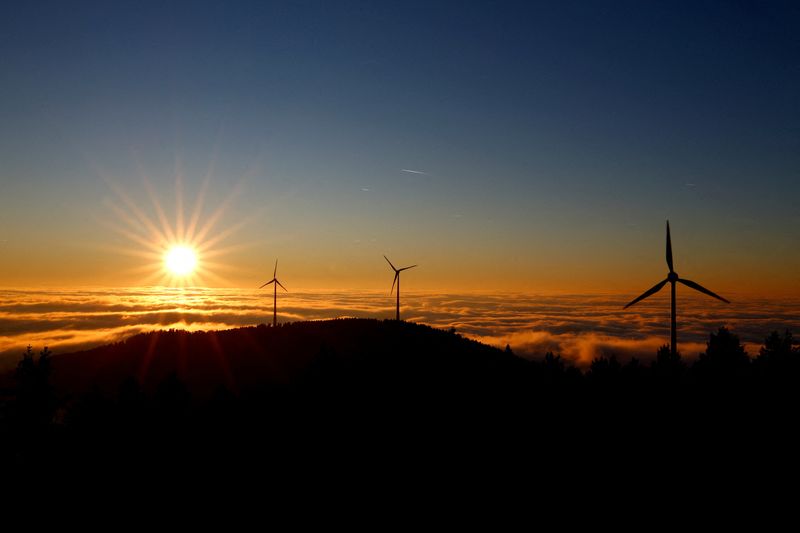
[1,288,798,369]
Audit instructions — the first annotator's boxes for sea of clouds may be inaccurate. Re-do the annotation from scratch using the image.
[1,288,798,370]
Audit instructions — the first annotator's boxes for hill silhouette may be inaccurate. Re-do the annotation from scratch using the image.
[2,319,799,479]
[4,319,543,476]
[50,318,528,400]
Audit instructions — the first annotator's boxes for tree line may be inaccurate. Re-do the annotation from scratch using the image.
[1,322,797,475]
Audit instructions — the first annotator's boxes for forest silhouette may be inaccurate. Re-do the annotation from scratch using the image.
[1,319,798,476]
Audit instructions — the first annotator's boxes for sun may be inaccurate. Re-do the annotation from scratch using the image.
[101,166,259,288]
[165,245,198,277]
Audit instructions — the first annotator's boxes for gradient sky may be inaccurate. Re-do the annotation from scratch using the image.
[1,1,798,295]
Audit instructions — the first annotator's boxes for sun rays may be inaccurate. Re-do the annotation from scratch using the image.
[99,163,255,288]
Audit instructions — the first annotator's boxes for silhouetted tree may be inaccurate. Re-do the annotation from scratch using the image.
[542,352,564,372]
[753,330,799,395]
[621,357,644,384]
[651,344,686,385]
[588,355,622,384]
[694,327,749,383]
[758,330,796,364]
[539,352,572,388]
[14,346,56,430]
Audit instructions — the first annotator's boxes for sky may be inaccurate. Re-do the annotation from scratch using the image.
[1,0,799,296]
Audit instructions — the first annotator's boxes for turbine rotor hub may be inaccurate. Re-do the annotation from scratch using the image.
[667,272,679,282]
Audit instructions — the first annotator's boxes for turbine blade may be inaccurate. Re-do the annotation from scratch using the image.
[273,258,278,278]
[276,279,288,292]
[384,255,397,272]
[259,279,276,288]
[623,279,668,309]
[390,272,398,295]
[399,264,417,271]
[678,278,730,304]
[666,220,674,273]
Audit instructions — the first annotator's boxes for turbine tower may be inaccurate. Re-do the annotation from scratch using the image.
[624,221,729,358]
[384,255,417,321]
[259,259,288,327]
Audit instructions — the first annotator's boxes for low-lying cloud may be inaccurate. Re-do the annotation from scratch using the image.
[1,288,797,370]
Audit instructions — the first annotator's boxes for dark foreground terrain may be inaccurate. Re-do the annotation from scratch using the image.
[2,319,799,482]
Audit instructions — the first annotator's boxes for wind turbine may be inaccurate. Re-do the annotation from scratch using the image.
[259,259,288,327]
[384,255,417,321]
[624,221,729,358]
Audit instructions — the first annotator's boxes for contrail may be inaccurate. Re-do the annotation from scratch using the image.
[401,169,428,175]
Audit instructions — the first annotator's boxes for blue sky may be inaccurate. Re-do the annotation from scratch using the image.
[1,1,798,293]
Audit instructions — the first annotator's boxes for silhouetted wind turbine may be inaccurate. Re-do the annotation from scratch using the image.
[624,221,729,358]
[259,259,288,327]
[384,255,417,321]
